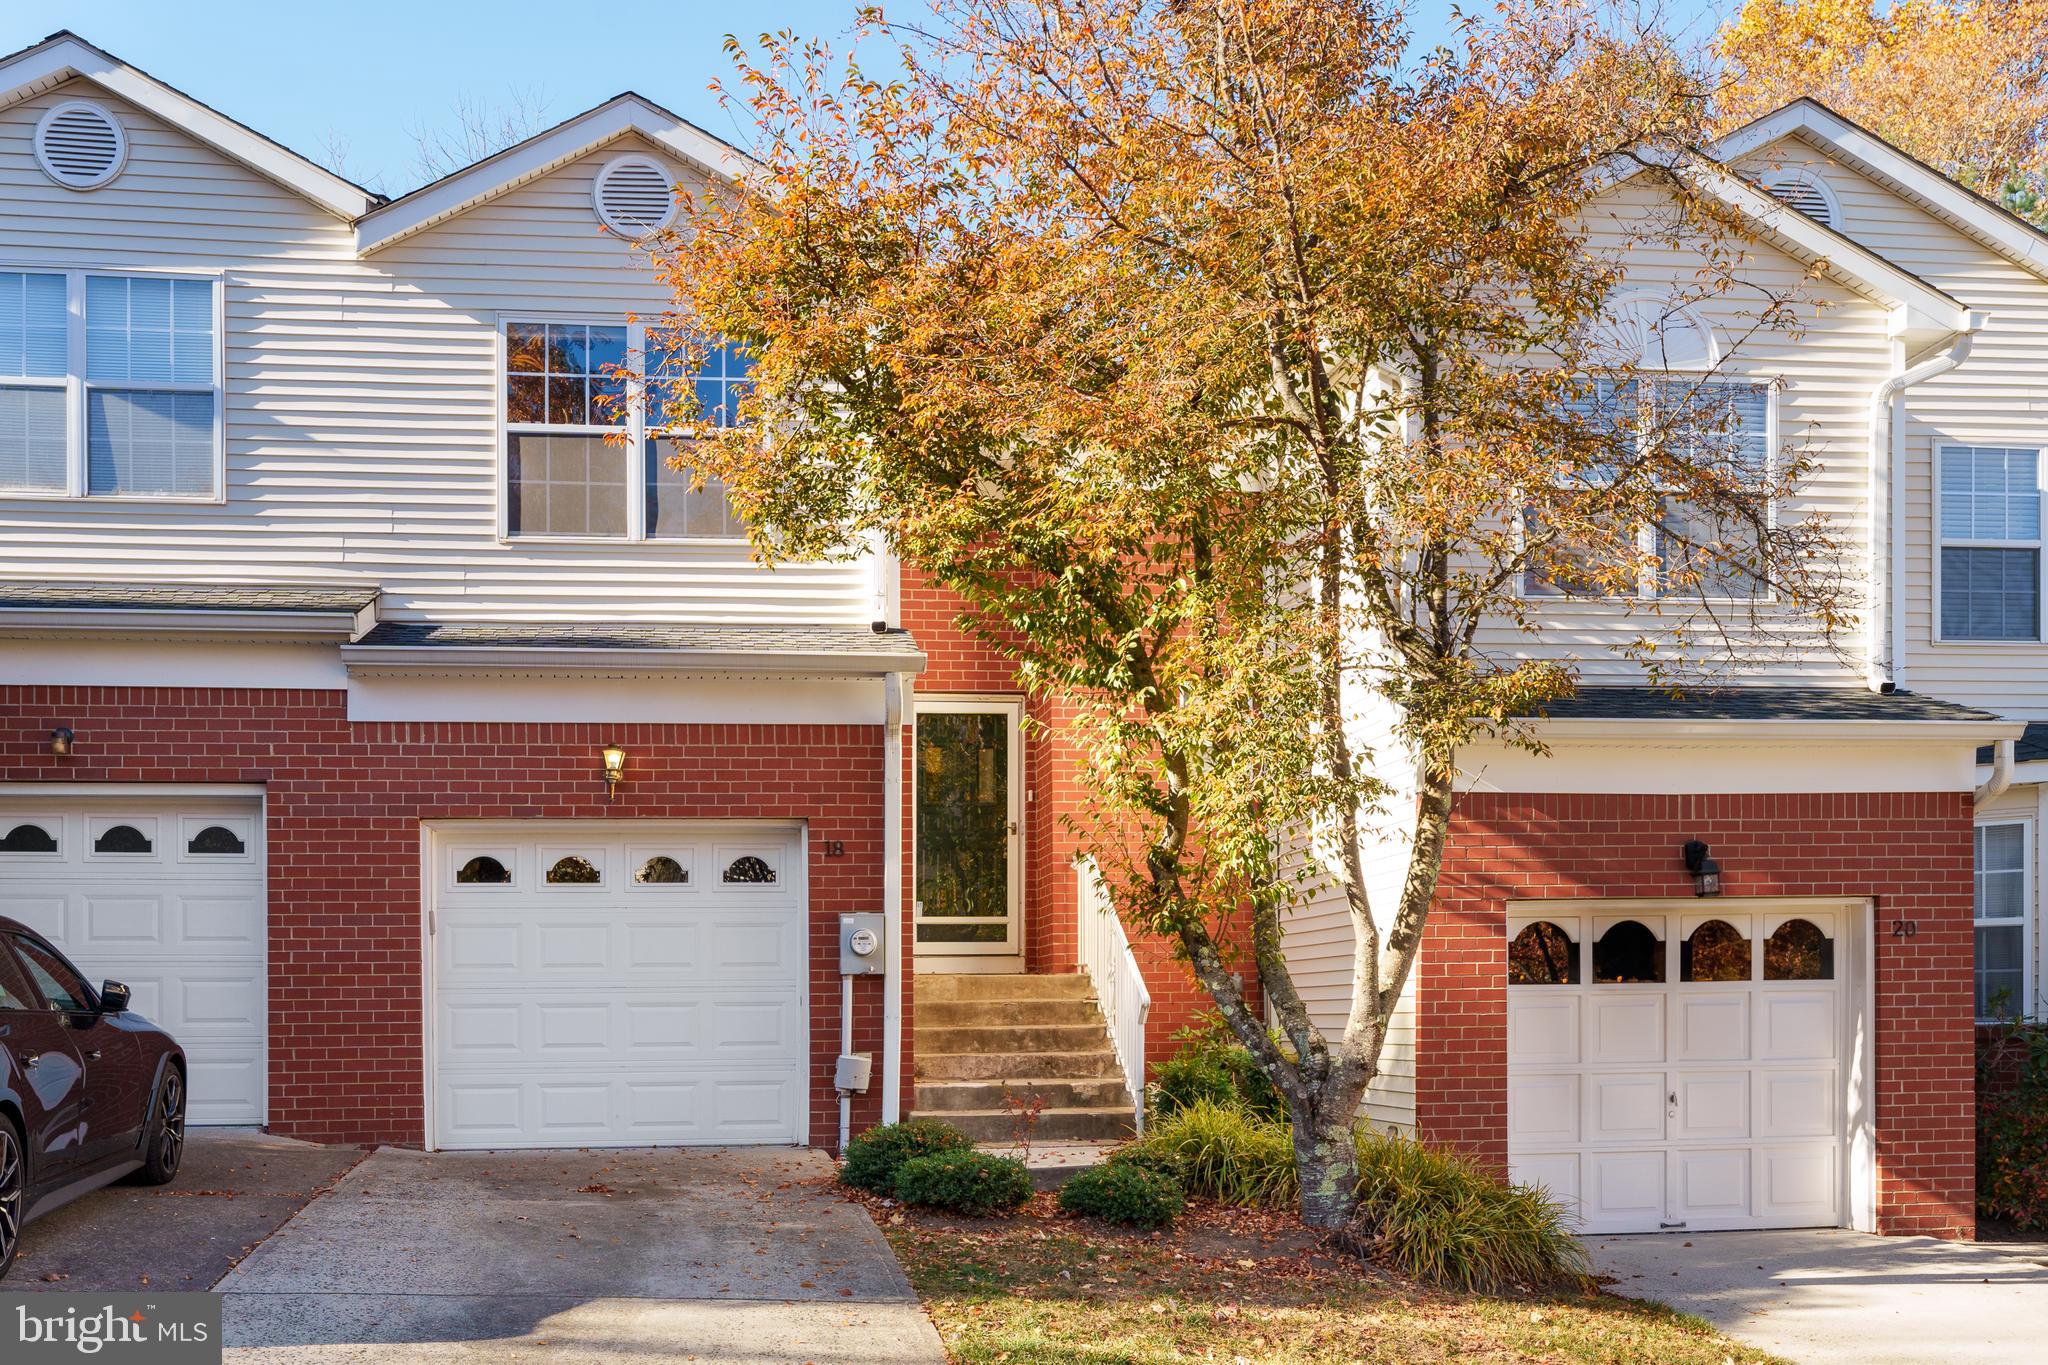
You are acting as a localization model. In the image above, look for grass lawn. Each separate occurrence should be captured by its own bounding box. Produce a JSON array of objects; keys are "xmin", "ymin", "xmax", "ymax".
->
[{"xmin": 874, "ymin": 1194, "xmax": 1782, "ymax": 1364}]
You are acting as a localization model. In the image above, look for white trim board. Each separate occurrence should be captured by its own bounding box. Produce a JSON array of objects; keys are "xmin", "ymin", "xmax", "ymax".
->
[{"xmin": 1460, "ymin": 735, "xmax": 1992, "ymax": 794}]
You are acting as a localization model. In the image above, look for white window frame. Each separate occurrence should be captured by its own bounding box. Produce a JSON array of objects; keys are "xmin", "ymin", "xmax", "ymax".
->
[
  {"xmin": 1932, "ymin": 444, "xmax": 2047, "ymax": 646},
  {"xmin": 1521, "ymin": 375, "xmax": 1780, "ymax": 602},
  {"xmin": 0, "ymin": 263, "xmax": 225, "ymax": 504},
  {"xmin": 1975, "ymin": 816, "xmax": 2034, "ymax": 1022},
  {"xmin": 496, "ymin": 314, "xmax": 744, "ymax": 544},
  {"xmin": 911, "ymin": 695, "xmax": 1025, "ymax": 959}
]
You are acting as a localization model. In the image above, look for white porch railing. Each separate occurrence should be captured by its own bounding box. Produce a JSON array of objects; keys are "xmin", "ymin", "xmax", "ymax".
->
[{"xmin": 1076, "ymin": 858, "xmax": 1152, "ymax": 1136}]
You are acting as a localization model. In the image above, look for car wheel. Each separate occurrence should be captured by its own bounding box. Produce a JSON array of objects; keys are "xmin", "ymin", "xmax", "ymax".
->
[
  {"xmin": 132, "ymin": 1069, "xmax": 185, "ymax": 1187},
  {"xmin": 0, "ymin": 1117, "xmax": 23, "ymax": 1281}
]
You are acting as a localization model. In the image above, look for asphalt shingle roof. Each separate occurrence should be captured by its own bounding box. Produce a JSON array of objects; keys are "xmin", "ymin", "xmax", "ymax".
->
[
  {"xmin": 1528, "ymin": 686, "xmax": 2004, "ymax": 724},
  {"xmin": 0, "ymin": 582, "xmax": 377, "ymax": 613},
  {"xmin": 353, "ymin": 621, "xmax": 925, "ymax": 660}
]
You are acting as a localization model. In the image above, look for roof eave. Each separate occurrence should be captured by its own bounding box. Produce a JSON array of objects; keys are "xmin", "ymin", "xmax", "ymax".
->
[
  {"xmin": 353, "ymin": 96, "xmax": 753, "ymax": 254},
  {"xmin": 1522, "ymin": 716, "xmax": 2022, "ymax": 744},
  {"xmin": 0, "ymin": 606, "xmax": 364, "ymax": 640},
  {"xmin": 340, "ymin": 643, "xmax": 929, "ymax": 677},
  {"xmin": 0, "ymin": 33, "xmax": 376, "ymax": 219}
]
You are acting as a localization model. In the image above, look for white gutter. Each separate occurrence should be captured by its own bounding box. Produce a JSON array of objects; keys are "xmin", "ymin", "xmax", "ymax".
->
[
  {"xmin": 1867, "ymin": 313, "xmax": 1986, "ymax": 691},
  {"xmin": 0, "ymin": 608, "xmax": 364, "ymax": 639},
  {"xmin": 1976, "ymin": 736, "xmax": 2016, "ymax": 807},
  {"xmin": 880, "ymin": 670, "xmax": 907, "ymax": 1124},
  {"xmin": 341, "ymin": 645, "xmax": 928, "ymax": 678},
  {"xmin": 1530, "ymin": 716, "xmax": 2021, "ymax": 744}
]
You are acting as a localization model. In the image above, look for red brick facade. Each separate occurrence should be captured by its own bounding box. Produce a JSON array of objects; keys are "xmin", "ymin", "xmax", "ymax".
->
[
  {"xmin": 0, "ymin": 686, "xmax": 892, "ymax": 1149},
  {"xmin": 1418, "ymin": 791, "xmax": 1977, "ymax": 1239}
]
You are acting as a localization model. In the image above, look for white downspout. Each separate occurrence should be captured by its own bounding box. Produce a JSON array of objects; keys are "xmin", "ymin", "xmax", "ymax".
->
[
  {"xmin": 881, "ymin": 668, "xmax": 906, "ymax": 1124},
  {"xmin": 1867, "ymin": 313, "xmax": 1985, "ymax": 692},
  {"xmin": 1976, "ymin": 736, "xmax": 2016, "ymax": 808}
]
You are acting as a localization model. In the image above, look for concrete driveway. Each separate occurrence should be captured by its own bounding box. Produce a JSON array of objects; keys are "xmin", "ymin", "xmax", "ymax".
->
[
  {"xmin": 1593, "ymin": 1228, "xmax": 2048, "ymax": 1364},
  {"xmin": 11, "ymin": 1128, "xmax": 364, "ymax": 1293},
  {"xmin": 217, "ymin": 1145, "xmax": 944, "ymax": 1364}
]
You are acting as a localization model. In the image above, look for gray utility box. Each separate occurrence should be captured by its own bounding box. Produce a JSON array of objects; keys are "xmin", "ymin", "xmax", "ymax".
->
[
  {"xmin": 834, "ymin": 1053, "xmax": 873, "ymax": 1092},
  {"xmin": 839, "ymin": 912, "xmax": 886, "ymax": 976}
]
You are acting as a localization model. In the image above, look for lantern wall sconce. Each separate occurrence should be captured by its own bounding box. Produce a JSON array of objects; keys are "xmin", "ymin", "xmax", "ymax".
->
[
  {"xmin": 49, "ymin": 726, "xmax": 74, "ymax": 758},
  {"xmin": 1682, "ymin": 839, "xmax": 1722, "ymax": 897},
  {"xmin": 601, "ymin": 742, "xmax": 627, "ymax": 801}
]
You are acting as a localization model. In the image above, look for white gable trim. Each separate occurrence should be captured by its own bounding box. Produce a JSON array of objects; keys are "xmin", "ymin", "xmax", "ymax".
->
[
  {"xmin": 354, "ymin": 95, "xmax": 753, "ymax": 254},
  {"xmin": 0, "ymin": 32, "xmax": 376, "ymax": 220},
  {"xmin": 1595, "ymin": 147, "xmax": 1971, "ymax": 353},
  {"xmin": 1714, "ymin": 99, "xmax": 2048, "ymax": 285}
]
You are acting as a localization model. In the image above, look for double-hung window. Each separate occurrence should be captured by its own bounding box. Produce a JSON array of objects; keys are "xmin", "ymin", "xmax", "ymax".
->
[
  {"xmin": 502, "ymin": 318, "xmax": 749, "ymax": 540},
  {"xmin": 0, "ymin": 268, "xmax": 220, "ymax": 500},
  {"xmin": 1939, "ymin": 446, "xmax": 2043, "ymax": 641},
  {"xmin": 1524, "ymin": 377, "xmax": 1771, "ymax": 600},
  {"xmin": 1975, "ymin": 821, "xmax": 2030, "ymax": 1019}
]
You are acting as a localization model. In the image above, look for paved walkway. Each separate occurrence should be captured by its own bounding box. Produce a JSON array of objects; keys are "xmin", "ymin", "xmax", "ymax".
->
[
  {"xmin": 217, "ymin": 1145, "xmax": 943, "ymax": 1364},
  {"xmin": 1592, "ymin": 1228, "xmax": 2048, "ymax": 1365}
]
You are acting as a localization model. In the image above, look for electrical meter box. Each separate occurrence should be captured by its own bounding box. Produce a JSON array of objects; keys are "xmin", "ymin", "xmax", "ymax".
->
[
  {"xmin": 835, "ymin": 1053, "xmax": 873, "ymax": 1091},
  {"xmin": 839, "ymin": 912, "xmax": 885, "ymax": 976}
]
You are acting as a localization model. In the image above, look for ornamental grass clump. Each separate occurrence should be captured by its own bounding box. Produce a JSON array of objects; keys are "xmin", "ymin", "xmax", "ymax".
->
[
  {"xmin": 893, "ymin": 1148, "xmax": 1035, "ymax": 1216},
  {"xmin": 1342, "ymin": 1128, "xmax": 1589, "ymax": 1292},
  {"xmin": 1137, "ymin": 1099, "xmax": 1298, "ymax": 1208},
  {"xmin": 839, "ymin": 1118, "xmax": 972, "ymax": 1195}
]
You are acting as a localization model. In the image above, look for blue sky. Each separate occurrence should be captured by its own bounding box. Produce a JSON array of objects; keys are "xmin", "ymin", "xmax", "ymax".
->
[{"xmin": 6, "ymin": 1, "xmax": 1729, "ymax": 198}]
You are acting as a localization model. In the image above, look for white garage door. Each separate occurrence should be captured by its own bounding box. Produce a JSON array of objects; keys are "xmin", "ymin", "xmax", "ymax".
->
[
  {"xmin": 1507, "ymin": 906, "xmax": 1845, "ymax": 1234},
  {"xmin": 0, "ymin": 795, "xmax": 266, "ymax": 1125},
  {"xmin": 430, "ymin": 822, "xmax": 808, "ymax": 1150}
]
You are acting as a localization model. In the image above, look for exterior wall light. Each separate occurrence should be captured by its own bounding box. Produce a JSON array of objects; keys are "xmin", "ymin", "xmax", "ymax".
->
[
  {"xmin": 1682, "ymin": 839, "xmax": 1722, "ymax": 897},
  {"xmin": 49, "ymin": 726, "xmax": 74, "ymax": 757},
  {"xmin": 601, "ymin": 742, "xmax": 627, "ymax": 801}
]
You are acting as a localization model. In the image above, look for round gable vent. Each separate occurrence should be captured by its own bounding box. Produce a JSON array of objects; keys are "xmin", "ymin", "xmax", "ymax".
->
[
  {"xmin": 1758, "ymin": 169, "xmax": 1839, "ymax": 230},
  {"xmin": 593, "ymin": 155, "xmax": 677, "ymax": 238},
  {"xmin": 35, "ymin": 100, "xmax": 127, "ymax": 190}
]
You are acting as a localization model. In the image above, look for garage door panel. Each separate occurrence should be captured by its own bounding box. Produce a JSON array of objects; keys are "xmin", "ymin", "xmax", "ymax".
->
[
  {"xmin": 0, "ymin": 891, "xmax": 69, "ymax": 943},
  {"xmin": 1757, "ymin": 991, "xmax": 1836, "ymax": 1060},
  {"xmin": 1507, "ymin": 1152, "xmax": 1581, "ymax": 1218},
  {"xmin": 1757, "ymin": 1069, "xmax": 1837, "ymax": 1139},
  {"xmin": 1585, "ymin": 1151, "xmax": 1665, "ymax": 1230},
  {"xmin": 1673, "ymin": 1071, "xmax": 1750, "ymax": 1142},
  {"xmin": 1672, "ymin": 992, "xmax": 1750, "ymax": 1062},
  {"xmin": 1509, "ymin": 1072, "xmax": 1579, "ymax": 1146},
  {"xmin": 1586, "ymin": 995, "xmax": 1665, "ymax": 1065},
  {"xmin": 1670, "ymin": 1148, "xmax": 1750, "ymax": 1224},
  {"xmin": 83, "ymin": 893, "xmax": 164, "ymax": 944},
  {"xmin": 1584, "ymin": 1072, "xmax": 1666, "ymax": 1144},
  {"xmin": 1508, "ymin": 995, "xmax": 1578, "ymax": 1066},
  {"xmin": 1755, "ymin": 1143, "xmax": 1837, "ymax": 1221},
  {"xmin": 182, "ymin": 1040, "xmax": 264, "ymax": 1127},
  {"xmin": 432, "ymin": 824, "xmax": 807, "ymax": 1149}
]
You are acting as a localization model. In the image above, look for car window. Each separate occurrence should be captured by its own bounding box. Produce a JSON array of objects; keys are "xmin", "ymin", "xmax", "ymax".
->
[
  {"xmin": 0, "ymin": 940, "xmax": 35, "ymax": 1011},
  {"xmin": 7, "ymin": 932, "xmax": 92, "ymax": 1012}
]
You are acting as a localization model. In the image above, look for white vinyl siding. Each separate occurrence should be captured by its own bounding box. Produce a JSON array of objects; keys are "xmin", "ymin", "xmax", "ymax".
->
[
  {"xmin": 0, "ymin": 79, "xmax": 869, "ymax": 625},
  {"xmin": 1975, "ymin": 820, "xmax": 2031, "ymax": 1020}
]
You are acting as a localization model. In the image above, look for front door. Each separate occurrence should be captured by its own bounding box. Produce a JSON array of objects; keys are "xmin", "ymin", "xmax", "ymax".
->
[{"xmin": 913, "ymin": 700, "xmax": 1022, "ymax": 966}]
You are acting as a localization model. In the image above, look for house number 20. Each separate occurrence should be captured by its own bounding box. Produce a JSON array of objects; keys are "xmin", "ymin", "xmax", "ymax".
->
[{"xmin": 1891, "ymin": 918, "xmax": 1918, "ymax": 939}]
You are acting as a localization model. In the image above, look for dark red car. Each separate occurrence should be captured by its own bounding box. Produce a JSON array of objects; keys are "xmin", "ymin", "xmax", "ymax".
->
[{"xmin": 0, "ymin": 916, "xmax": 185, "ymax": 1279}]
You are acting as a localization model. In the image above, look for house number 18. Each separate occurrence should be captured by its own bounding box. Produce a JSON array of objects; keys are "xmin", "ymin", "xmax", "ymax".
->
[{"xmin": 820, "ymin": 840, "xmax": 846, "ymax": 858}]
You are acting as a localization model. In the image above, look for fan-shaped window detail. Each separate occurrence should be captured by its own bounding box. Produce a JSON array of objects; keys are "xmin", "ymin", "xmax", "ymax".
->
[
  {"xmin": 546, "ymin": 855, "xmax": 601, "ymax": 885},
  {"xmin": 35, "ymin": 101, "xmax": 127, "ymax": 190},
  {"xmin": 722, "ymin": 855, "xmax": 776, "ymax": 885},
  {"xmin": 0, "ymin": 823, "xmax": 57, "ymax": 853},
  {"xmin": 1593, "ymin": 920, "xmax": 1665, "ymax": 984},
  {"xmin": 455, "ymin": 855, "xmax": 511, "ymax": 885},
  {"xmin": 1764, "ymin": 918, "xmax": 1834, "ymax": 980},
  {"xmin": 186, "ymin": 824, "xmax": 246, "ymax": 855},
  {"xmin": 592, "ymin": 155, "xmax": 677, "ymax": 237},
  {"xmin": 635, "ymin": 855, "xmax": 689, "ymax": 884},
  {"xmin": 1508, "ymin": 921, "xmax": 1579, "ymax": 985},
  {"xmin": 1601, "ymin": 293, "xmax": 1717, "ymax": 371},
  {"xmin": 1682, "ymin": 919, "xmax": 1750, "ymax": 983},
  {"xmin": 93, "ymin": 824, "xmax": 152, "ymax": 854},
  {"xmin": 1757, "ymin": 169, "xmax": 1839, "ymax": 229}
]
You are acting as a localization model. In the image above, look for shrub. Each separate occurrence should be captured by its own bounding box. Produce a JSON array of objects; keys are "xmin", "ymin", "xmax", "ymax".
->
[
  {"xmin": 1138, "ymin": 1099, "xmax": 1298, "ymax": 1207},
  {"xmin": 840, "ymin": 1119, "xmax": 973, "ymax": 1195},
  {"xmin": 1105, "ymin": 1143, "xmax": 1188, "ymax": 1186},
  {"xmin": 894, "ymin": 1148, "xmax": 1034, "ymax": 1215},
  {"xmin": 1147, "ymin": 1016, "xmax": 1287, "ymax": 1123},
  {"xmin": 1978, "ymin": 1014, "xmax": 2048, "ymax": 1231},
  {"xmin": 1341, "ymin": 1128, "xmax": 1588, "ymax": 1292},
  {"xmin": 1059, "ymin": 1161, "xmax": 1184, "ymax": 1228}
]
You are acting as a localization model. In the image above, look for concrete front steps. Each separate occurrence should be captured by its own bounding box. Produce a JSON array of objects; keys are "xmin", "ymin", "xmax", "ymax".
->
[{"xmin": 911, "ymin": 973, "xmax": 1137, "ymax": 1143}]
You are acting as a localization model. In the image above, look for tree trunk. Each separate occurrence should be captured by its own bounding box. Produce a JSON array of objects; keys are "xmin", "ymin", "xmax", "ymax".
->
[{"xmin": 1293, "ymin": 1109, "xmax": 1363, "ymax": 1230}]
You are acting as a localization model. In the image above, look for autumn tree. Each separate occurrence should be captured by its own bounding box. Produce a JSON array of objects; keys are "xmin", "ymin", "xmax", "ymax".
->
[
  {"xmin": 1715, "ymin": 0, "xmax": 2048, "ymax": 216},
  {"xmin": 646, "ymin": 0, "xmax": 1845, "ymax": 1227}
]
